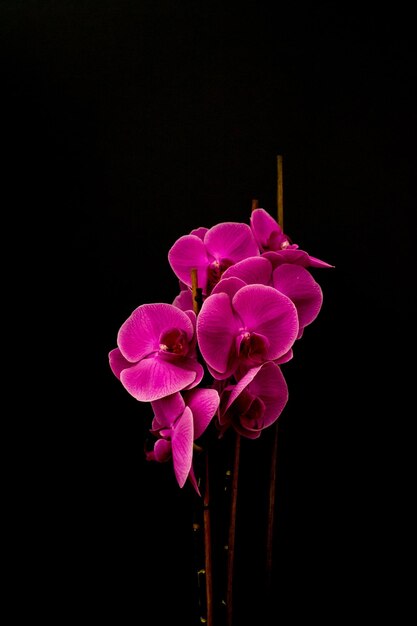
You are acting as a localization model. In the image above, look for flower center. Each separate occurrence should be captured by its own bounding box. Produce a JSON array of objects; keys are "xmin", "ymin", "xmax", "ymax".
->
[
  {"xmin": 237, "ymin": 330, "xmax": 269, "ymax": 365},
  {"xmin": 207, "ymin": 258, "xmax": 233, "ymax": 293},
  {"xmin": 159, "ymin": 328, "xmax": 189, "ymax": 357}
]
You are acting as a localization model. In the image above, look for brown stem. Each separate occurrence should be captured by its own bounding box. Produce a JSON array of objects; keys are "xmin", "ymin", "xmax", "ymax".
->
[
  {"xmin": 227, "ymin": 433, "xmax": 241, "ymax": 626},
  {"xmin": 277, "ymin": 155, "xmax": 284, "ymax": 229},
  {"xmin": 251, "ymin": 198, "xmax": 259, "ymax": 211},
  {"xmin": 190, "ymin": 268, "xmax": 201, "ymax": 315},
  {"xmin": 203, "ymin": 453, "xmax": 213, "ymax": 626},
  {"xmin": 266, "ymin": 423, "xmax": 279, "ymax": 588},
  {"xmin": 266, "ymin": 157, "xmax": 284, "ymax": 591},
  {"xmin": 191, "ymin": 268, "xmax": 212, "ymax": 625}
]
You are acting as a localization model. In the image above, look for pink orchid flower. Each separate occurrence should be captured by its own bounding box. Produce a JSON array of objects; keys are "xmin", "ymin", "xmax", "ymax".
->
[
  {"xmin": 217, "ymin": 362, "xmax": 288, "ymax": 438},
  {"xmin": 146, "ymin": 389, "xmax": 220, "ymax": 489},
  {"xmin": 168, "ymin": 222, "xmax": 259, "ymax": 295},
  {"xmin": 251, "ymin": 208, "xmax": 332, "ymax": 268},
  {"xmin": 221, "ymin": 255, "xmax": 323, "ymax": 339},
  {"xmin": 197, "ymin": 283, "xmax": 298, "ymax": 380},
  {"xmin": 109, "ymin": 303, "xmax": 203, "ymax": 402}
]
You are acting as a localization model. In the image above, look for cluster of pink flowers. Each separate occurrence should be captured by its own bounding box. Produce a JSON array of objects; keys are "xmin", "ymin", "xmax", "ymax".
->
[{"xmin": 109, "ymin": 209, "xmax": 331, "ymax": 491}]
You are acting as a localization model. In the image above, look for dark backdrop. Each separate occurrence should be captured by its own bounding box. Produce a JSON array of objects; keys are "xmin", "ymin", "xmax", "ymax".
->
[{"xmin": 2, "ymin": 3, "xmax": 414, "ymax": 624}]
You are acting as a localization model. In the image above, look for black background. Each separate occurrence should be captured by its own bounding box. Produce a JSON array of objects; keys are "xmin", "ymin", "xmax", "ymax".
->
[{"xmin": 2, "ymin": 2, "xmax": 415, "ymax": 624}]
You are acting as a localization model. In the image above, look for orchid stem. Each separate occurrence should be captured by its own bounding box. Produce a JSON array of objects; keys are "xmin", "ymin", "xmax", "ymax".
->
[
  {"xmin": 227, "ymin": 432, "xmax": 241, "ymax": 626},
  {"xmin": 203, "ymin": 452, "xmax": 213, "ymax": 626},
  {"xmin": 191, "ymin": 268, "xmax": 213, "ymax": 626},
  {"xmin": 266, "ymin": 155, "xmax": 284, "ymax": 593},
  {"xmin": 266, "ymin": 424, "xmax": 279, "ymax": 589},
  {"xmin": 277, "ymin": 155, "xmax": 284, "ymax": 229}
]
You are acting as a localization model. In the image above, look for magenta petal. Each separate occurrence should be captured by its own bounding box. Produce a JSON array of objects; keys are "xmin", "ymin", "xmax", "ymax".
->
[
  {"xmin": 250, "ymin": 209, "xmax": 282, "ymax": 249},
  {"xmin": 153, "ymin": 439, "xmax": 172, "ymax": 463},
  {"xmin": 223, "ymin": 366, "xmax": 262, "ymax": 413},
  {"xmin": 109, "ymin": 348, "xmax": 132, "ymax": 380},
  {"xmin": 211, "ymin": 276, "xmax": 247, "ymax": 298},
  {"xmin": 264, "ymin": 249, "xmax": 333, "ymax": 269},
  {"xmin": 232, "ymin": 285, "xmax": 298, "ymax": 360},
  {"xmin": 190, "ymin": 227, "xmax": 208, "ymax": 240},
  {"xmin": 247, "ymin": 362, "xmax": 288, "ymax": 428},
  {"xmin": 275, "ymin": 348, "xmax": 293, "ymax": 364},
  {"xmin": 173, "ymin": 289, "xmax": 194, "ymax": 311},
  {"xmin": 204, "ymin": 222, "xmax": 259, "ymax": 263},
  {"xmin": 273, "ymin": 264, "xmax": 323, "ymax": 335},
  {"xmin": 197, "ymin": 293, "xmax": 239, "ymax": 374},
  {"xmin": 151, "ymin": 393, "xmax": 186, "ymax": 428},
  {"xmin": 182, "ymin": 359, "xmax": 205, "ymax": 390},
  {"xmin": 185, "ymin": 388, "xmax": 220, "ymax": 439},
  {"xmin": 120, "ymin": 356, "xmax": 198, "ymax": 402},
  {"xmin": 222, "ymin": 256, "xmax": 272, "ymax": 285},
  {"xmin": 206, "ymin": 361, "xmax": 237, "ymax": 381},
  {"xmin": 308, "ymin": 255, "xmax": 334, "ymax": 268},
  {"xmin": 188, "ymin": 464, "xmax": 201, "ymax": 496},
  {"xmin": 117, "ymin": 303, "xmax": 194, "ymax": 362},
  {"xmin": 263, "ymin": 249, "xmax": 311, "ymax": 268},
  {"xmin": 172, "ymin": 407, "xmax": 194, "ymax": 488},
  {"xmin": 168, "ymin": 234, "xmax": 209, "ymax": 289}
]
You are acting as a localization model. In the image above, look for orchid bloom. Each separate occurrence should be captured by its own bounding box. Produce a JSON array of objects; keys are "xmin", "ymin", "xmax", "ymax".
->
[
  {"xmin": 168, "ymin": 222, "xmax": 259, "ymax": 295},
  {"xmin": 109, "ymin": 303, "xmax": 203, "ymax": 402},
  {"xmin": 197, "ymin": 283, "xmax": 298, "ymax": 380},
  {"xmin": 251, "ymin": 208, "xmax": 332, "ymax": 268},
  {"xmin": 146, "ymin": 389, "xmax": 220, "ymax": 489},
  {"xmin": 217, "ymin": 362, "xmax": 288, "ymax": 438},
  {"xmin": 221, "ymin": 256, "xmax": 323, "ymax": 339}
]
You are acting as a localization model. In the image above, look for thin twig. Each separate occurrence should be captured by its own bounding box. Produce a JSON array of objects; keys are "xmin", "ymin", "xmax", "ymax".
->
[
  {"xmin": 191, "ymin": 268, "xmax": 213, "ymax": 626},
  {"xmin": 204, "ymin": 453, "xmax": 213, "ymax": 626},
  {"xmin": 277, "ymin": 155, "xmax": 284, "ymax": 229},
  {"xmin": 266, "ymin": 426, "xmax": 279, "ymax": 587},
  {"xmin": 266, "ymin": 156, "xmax": 284, "ymax": 590},
  {"xmin": 227, "ymin": 433, "xmax": 241, "ymax": 626}
]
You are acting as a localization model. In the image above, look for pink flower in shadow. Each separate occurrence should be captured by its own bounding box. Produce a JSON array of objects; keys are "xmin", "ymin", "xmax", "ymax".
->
[
  {"xmin": 146, "ymin": 389, "xmax": 220, "ymax": 490},
  {"xmin": 217, "ymin": 362, "xmax": 288, "ymax": 438},
  {"xmin": 251, "ymin": 208, "xmax": 332, "ymax": 268},
  {"xmin": 109, "ymin": 303, "xmax": 203, "ymax": 402},
  {"xmin": 168, "ymin": 222, "xmax": 259, "ymax": 295}
]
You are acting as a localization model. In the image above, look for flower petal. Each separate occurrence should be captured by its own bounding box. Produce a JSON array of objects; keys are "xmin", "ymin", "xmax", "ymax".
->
[
  {"xmin": 222, "ymin": 256, "xmax": 272, "ymax": 285},
  {"xmin": 273, "ymin": 264, "xmax": 323, "ymax": 335},
  {"xmin": 151, "ymin": 393, "xmax": 186, "ymax": 428},
  {"xmin": 190, "ymin": 227, "xmax": 208, "ymax": 240},
  {"xmin": 250, "ymin": 208, "xmax": 283, "ymax": 250},
  {"xmin": 211, "ymin": 276, "xmax": 247, "ymax": 298},
  {"xmin": 275, "ymin": 348, "xmax": 293, "ymax": 364},
  {"xmin": 263, "ymin": 249, "xmax": 311, "ymax": 268},
  {"xmin": 168, "ymin": 234, "xmax": 209, "ymax": 289},
  {"xmin": 185, "ymin": 388, "xmax": 220, "ymax": 439},
  {"xmin": 109, "ymin": 348, "xmax": 132, "ymax": 380},
  {"xmin": 188, "ymin": 464, "xmax": 201, "ymax": 496},
  {"xmin": 232, "ymin": 284, "xmax": 298, "ymax": 360},
  {"xmin": 172, "ymin": 407, "xmax": 194, "ymax": 487},
  {"xmin": 223, "ymin": 366, "xmax": 262, "ymax": 413},
  {"xmin": 263, "ymin": 249, "xmax": 333, "ymax": 269},
  {"xmin": 247, "ymin": 362, "xmax": 288, "ymax": 428},
  {"xmin": 183, "ymin": 359, "xmax": 205, "ymax": 390},
  {"xmin": 308, "ymin": 255, "xmax": 334, "ymax": 269},
  {"xmin": 120, "ymin": 356, "xmax": 199, "ymax": 402},
  {"xmin": 204, "ymin": 222, "xmax": 259, "ymax": 263},
  {"xmin": 153, "ymin": 438, "xmax": 172, "ymax": 463},
  {"xmin": 197, "ymin": 293, "xmax": 239, "ymax": 374},
  {"xmin": 117, "ymin": 303, "xmax": 194, "ymax": 362},
  {"xmin": 173, "ymin": 289, "xmax": 194, "ymax": 311}
]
